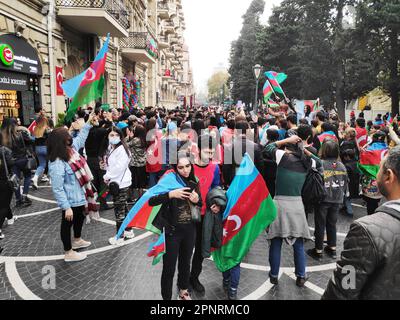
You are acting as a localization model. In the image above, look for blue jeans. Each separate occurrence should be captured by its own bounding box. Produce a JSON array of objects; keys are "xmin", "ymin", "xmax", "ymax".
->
[
  {"xmin": 223, "ymin": 264, "xmax": 241, "ymax": 290},
  {"xmin": 148, "ymin": 171, "xmax": 162, "ymax": 188},
  {"xmin": 12, "ymin": 158, "xmax": 31, "ymax": 200},
  {"xmin": 269, "ymin": 238, "xmax": 306, "ymax": 278},
  {"xmin": 34, "ymin": 146, "xmax": 47, "ymax": 178},
  {"xmin": 343, "ymin": 197, "xmax": 353, "ymax": 215}
]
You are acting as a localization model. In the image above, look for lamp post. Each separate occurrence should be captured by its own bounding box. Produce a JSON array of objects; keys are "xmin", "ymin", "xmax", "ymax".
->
[
  {"xmin": 230, "ymin": 81, "xmax": 234, "ymax": 104},
  {"xmin": 253, "ymin": 64, "xmax": 262, "ymax": 114}
]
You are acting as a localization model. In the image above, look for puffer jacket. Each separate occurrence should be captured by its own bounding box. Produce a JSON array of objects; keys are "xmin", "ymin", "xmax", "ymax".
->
[
  {"xmin": 322, "ymin": 200, "xmax": 400, "ymax": 300},
  {"xmin": 202, "ymin": 187, "xmax": 227, "ymax": 258}
]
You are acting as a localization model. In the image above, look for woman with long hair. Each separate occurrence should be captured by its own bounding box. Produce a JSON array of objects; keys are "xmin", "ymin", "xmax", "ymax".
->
[
  {"xmin": 32, "ymin": 116, "xmax": 51, "ymax": 189},
  {"xmin": 149, "ymin": 152, "xmax": 202, "ymax": 300},
  {"xmin": 0, "ymin": 117, "xmax": 33, "ymax": 208},
  {"xmin": 100, "ymin": 126, "xmax": 134, "ymax": 245},
  {"xmin": 0, "ymin": 131, "xmax": 15, "ymax": 242},
  {"xmin": 146, "ymin": 118, "xmax": 163, "ymax": 188},
  {"xmin": 47, "ymin": 113, "xmax": 97, "ymax": 262}
]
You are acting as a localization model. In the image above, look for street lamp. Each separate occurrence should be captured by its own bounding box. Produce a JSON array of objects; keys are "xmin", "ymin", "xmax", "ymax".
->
[{"xmin": 253, "ymin": 64, "xmax": 263, "ymax": 114}]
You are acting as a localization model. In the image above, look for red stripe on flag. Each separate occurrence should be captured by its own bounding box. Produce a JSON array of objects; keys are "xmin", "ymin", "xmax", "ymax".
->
[
  {"xmin": 268, "ymin": 78, "xmax": 279, "ymax": 87},
  {"xmin": 80, "ymin": 57, "xmax": 107, "ymax": 87},
  {"xmin": 222, "ymin": 175, "xmax": 269, "ymax": 246},
  {"xmin": 127, "ymin": 202, "xmax": 153, "ymax": 229},
  {"xmin": 360, "ymin": 150, "xmax": 387, "ymax": 166},
  {"xmin": 147, "ymin": 243, "xmax": 165, "ymax": 257}
]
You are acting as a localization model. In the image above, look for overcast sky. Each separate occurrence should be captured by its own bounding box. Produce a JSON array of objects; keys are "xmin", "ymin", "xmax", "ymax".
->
[{"xmin": 181, "ymin": 0, "xmax": 283, "ymax": 94}]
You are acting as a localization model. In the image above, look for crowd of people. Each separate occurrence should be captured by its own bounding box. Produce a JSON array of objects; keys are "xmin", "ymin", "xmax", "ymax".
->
[{"xmin": 0, "ymin": 99, "xmax": 399, "ymax": 300}]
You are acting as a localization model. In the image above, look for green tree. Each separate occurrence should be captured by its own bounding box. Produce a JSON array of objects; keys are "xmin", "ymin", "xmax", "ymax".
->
[
  {"xmin": 229, "ymin": 0, "xmax": 265, "ymax": 105},
  {"xmin": 207, "ymin": 71, "xmax": 229, "ymax": 104}
]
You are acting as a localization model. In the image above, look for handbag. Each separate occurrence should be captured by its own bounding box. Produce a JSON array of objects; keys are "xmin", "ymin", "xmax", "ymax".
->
[
  {"xmin": 108, "ymin": 167, "xmax": 128, "ymax": 197},
  {"xmin": 1, "ymin": 149, "xmax": 20, "ymax": 192},
  {"xmin": 188, "ymin": 201, "xmax": 201, "ymax": 223},
  {"xmin": 21, "ymin": 134, "xmax": 37, "ymax": 171}
]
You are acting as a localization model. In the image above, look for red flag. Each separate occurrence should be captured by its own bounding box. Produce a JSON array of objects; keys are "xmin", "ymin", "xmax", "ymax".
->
[
  {"xmin": 56, "ymin": 66, "xmax": 64, "ymax": 96},
  {"xmin": 28, "ymin": 120, "xmax": 37, "ymax": 134}
]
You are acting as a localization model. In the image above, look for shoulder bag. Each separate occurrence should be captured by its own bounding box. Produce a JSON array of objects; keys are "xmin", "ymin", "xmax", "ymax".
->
[{"xmin": 1, "ymin": 149, "xmax": 20, "ymax": 192}]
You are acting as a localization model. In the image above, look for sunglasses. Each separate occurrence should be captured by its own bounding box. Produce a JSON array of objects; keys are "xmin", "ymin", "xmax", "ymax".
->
[{"xmin": 177, "ymin": 164, "xmax": 191, "ymax": 170}]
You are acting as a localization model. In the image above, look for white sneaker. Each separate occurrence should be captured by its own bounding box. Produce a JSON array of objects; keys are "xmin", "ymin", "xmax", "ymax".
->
[
  {"xmin": 64, "ymin": 251, "xmax": 87, "ymax": 262},
  {"xmin": 40, "ymin": 175, "xmax": 50, "ymax": 182},
  {"xmin": 7, "ymin": 218, "xmax": 15, "ymax": 225},
  {"xmin": 71, "ymin": 239, "xmax": 92, "ymax": 250},
  {"xmin": 124, "ymin": 230, "xmax": 135, "ymax": 239},
  {"xmin": 0, "ymin": 230, "xmax": 4, "ymax": 240},
  {"xmin": 31, "ymin": 176, "xmax": 39, "ymax": 190},
  {"xmin": 108, "ymin": 237, "xmax": 124, "ymax": 246}
]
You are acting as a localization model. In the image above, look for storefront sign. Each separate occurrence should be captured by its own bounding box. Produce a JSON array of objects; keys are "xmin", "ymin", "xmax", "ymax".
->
[
  {"xmin": 0, "ymin": 34, "xmax": 42, "ymax": 76},
  {"xmin": 56, "ymin": 66, "xmax": 64, "ymax": 95},
  {"xmin": 0, "ymin": 44, "xmax": 14, "ymax": 66},
  {"xmin": 0, "ymin": 70, "xmax": 28, "ymax": 91}
]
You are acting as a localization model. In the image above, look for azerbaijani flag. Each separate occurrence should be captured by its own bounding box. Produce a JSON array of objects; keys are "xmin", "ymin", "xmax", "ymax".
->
[
  {"xmin": 27, "ymin": 120, "xmax": 37, "ymax": 134},
  {"xmin": 211, "ymin": 154, "xmax": 277, "ymax": 273},
  {"xmin": 387, "ymin": 113, "xmax": 394, "ymax": 124},
  {"xmin": 147, "ymin": 230, "xmax": 166, "ymax": 266},
  {"xmin": 318, "ymin": 131, "xmax": 338, "ymax": 143},
  {"xmin": 64, "ymin": 34, "xmax": 110, "ymax": 121},
  {"xmin": 268, "ymin": 99, "xmax": 280, "ymax": 108},
  {"xmin": 263, "ymin": 81, "xmax": 273, "ymax": 102},
  {"xmin": 358, "ymin": 142, "xmax": 388, "ymax": 179},
  {"xmin": 116, "ymin": 171, "xmax": 186, "ymax": 239},
  {"xmin": 265, "ymin": 71, "xmax": 287, "ymax": 94}
]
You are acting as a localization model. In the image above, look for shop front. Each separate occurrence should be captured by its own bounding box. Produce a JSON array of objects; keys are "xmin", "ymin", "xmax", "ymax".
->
[{"xmin": 0, "ymin": 34, "xmax": 42, "ymax": 125}]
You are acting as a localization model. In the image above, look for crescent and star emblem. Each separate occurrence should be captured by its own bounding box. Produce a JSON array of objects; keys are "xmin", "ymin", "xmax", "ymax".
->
[{"xmin": 84, "ymin": 67, "xmax": 96, "ymax": 81}]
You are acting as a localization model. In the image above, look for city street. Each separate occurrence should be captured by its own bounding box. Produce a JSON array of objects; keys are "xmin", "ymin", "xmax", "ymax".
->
[{"xmin": 0, "ymin": 184, "xmax": 369, "ymax": 300}]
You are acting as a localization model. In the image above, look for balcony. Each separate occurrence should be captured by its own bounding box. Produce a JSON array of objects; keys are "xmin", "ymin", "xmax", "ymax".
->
[
  {"xmin": 158, "ymin": 36, "xmax": 169, "ymax": 49},
  {"xmin": 165, "ymin": 50, "xmax": 175, "ymax": 59},
  {"xmin": 163, "ymin": 21, "xmax": 175, "ymax": 35},
  {"xmin": 119, "ymin": 32, "xmax": 158, "ymax": 64},
  {"xmin": 170, "ymin": 37, "xmax": 178, "ymax": 44},
  {"xmin": 56, "ymin": 0, "xmax": 130, "ymax": 37},
  {"xmin": 157, "ymin": 2, "xmax": 170, "ymax": 19}
]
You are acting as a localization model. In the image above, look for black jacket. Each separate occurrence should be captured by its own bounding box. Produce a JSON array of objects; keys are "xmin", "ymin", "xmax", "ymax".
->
[
  {"xmin": 202, "ymin": 187, "xmax": 227, "ymax": 258},
  {"xmin": 322, "ymin": 200, "xmax": 400, "ymax": 300},
  {"xmin": 222, "ymin": 136, "xmax": 263, "ymax": 186},
  {"xmin": 0, "ymin": 146, "xmax": 14, "ymax": 181},
  {"xmin": 149, "ymin": 181, "xmax": 202, "ymax": 235}
]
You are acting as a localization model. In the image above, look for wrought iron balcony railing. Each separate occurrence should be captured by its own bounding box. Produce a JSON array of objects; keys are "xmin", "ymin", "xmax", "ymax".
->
[
  {"xmin": 120, "ymin": 32, "xmax": 159, "ymax": 59},
  {"xmin": 56, "ymin": 0, "xmax": 130, "ymax": 30}
]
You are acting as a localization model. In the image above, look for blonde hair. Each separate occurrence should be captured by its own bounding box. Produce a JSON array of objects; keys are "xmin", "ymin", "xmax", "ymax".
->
[
  {"xmin": 345, "ymin": 127, "xmax": 356, "ymax": 141},
  {"xmin": 33, "ymin": 116, "xmax": 49, "ymax": 138}
]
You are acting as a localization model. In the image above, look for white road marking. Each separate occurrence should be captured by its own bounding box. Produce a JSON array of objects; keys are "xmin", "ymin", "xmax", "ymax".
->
[
  {"xmin": 27, "ymin": 194, "xmax": 57, "ymax": 204},
  {"xmin": 5, "ymin": 261, "xmax": 41, "ymax": 300},
  {"xmin": 309, "ymin": 227, "xmax": 348, "ymax": 238},
  {"xmin": 241, "ymin": 272, "xmax": 282, "ymax": 300},
  {"xmin": 352, "ymin": 203, "xmax": 366, "ymax": 208},
  {"xmin": 14, "ymin": 207, "xmax": 60, "ymax": 219},
  {"xmin": 1, "ymin": 231, "xmax": 153, "ymax": 263},
  {"xmin": 285, "ymin": 272, "xmax": 325, "ymax": 296}
]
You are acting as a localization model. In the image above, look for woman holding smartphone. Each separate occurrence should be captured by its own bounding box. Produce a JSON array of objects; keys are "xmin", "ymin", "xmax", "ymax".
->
[{"xmin": 149, "ymin": 152, "xmax": 202, "ymax": 300}]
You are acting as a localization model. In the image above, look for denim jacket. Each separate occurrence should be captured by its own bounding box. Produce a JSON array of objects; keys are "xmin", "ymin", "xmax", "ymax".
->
[{"xmin": 48, "ymin": 123, "xmax": 92, "ymax": 210}]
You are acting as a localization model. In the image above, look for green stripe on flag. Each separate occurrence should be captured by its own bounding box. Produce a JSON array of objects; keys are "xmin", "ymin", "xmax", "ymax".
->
[
  {"xmin": 145, "ymin": 205, "xmax": 162, "ymax": 235},
  {"xmin": 212, "ymin": 196, "xmax": 277, "ymax": 273},
  {"xmin": 358, "ymin": 163, "xmax": 380, "ymax": 179}
]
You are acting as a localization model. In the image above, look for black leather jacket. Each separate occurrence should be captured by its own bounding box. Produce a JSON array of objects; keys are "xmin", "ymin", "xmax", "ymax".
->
[
  {"xmin": 0, "ymin": 146, "xmax": 14, "ymax": 181},
  {"xmin": 322, "ymin": 200, "xmax": 400, "ymax": 300},
  {"xmin": 150, "ymin": 184, "xmax": 202, "ymax": 235}
]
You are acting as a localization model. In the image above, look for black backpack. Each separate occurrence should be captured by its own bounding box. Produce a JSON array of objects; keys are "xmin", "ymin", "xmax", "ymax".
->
[{"xmin": 302, "ymin": 161, "xmax": 327, "ymax": 205}]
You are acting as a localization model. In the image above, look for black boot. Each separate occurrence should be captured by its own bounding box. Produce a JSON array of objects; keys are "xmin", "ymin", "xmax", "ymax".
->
[
  {"xmin": 190, "ymin": 277, "xmax": 205, "ymax": 295},
  {"xmin": 228, "ymin": 288, "xmax": 237, "ymax": 300},
  {"xmin": 22, "ymin": 195, "xmax": 32, "ymax": 207}
]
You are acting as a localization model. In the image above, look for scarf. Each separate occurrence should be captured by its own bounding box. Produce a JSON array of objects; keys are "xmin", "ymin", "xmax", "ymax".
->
[{"xmin": 68, "ymin": 150, "xmax": 100, "ymax": 223}]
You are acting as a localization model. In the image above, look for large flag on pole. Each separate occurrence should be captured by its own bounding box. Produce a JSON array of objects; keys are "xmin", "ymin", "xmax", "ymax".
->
[
  {"xmin": 212, "ymin": 154, "xmax": 277, "ymax": 273},
  {"xmin": 265, "ymin": 71, "xmax": 287, "ymax": 94},
  {"xmin": 358, "ymin": 142, "xmax": 389, "ymax": 179},
  {"xmin": 64, "ymin": 34, "xmax": 110, "ymax": 121},
  {"xmin": 263, "ymin": 81, "xmax": 273, "ymax": 103}
]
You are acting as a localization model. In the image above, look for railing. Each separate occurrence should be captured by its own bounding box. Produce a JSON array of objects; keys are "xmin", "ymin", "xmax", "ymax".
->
[
  {"xmin": 157, "ymin": 2, "xmax": 169, "ymax": 10},
  {"xmin": 56, "ymin": 0, "xmax": 130, "ymax": 30},
  {"xmin": 120, "ymin": 32, "xmax": 159, "ymax": 58}
]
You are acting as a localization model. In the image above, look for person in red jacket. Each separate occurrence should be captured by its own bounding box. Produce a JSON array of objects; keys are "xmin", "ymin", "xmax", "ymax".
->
[{"xmin": 190, "ymin": 134, "xmax": 221, "ymax": 295}]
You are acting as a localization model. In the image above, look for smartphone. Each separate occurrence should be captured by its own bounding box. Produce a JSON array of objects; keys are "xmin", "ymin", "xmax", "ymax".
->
[{"xmin": 187, "ymin": 180, "xmax": 198, "ymax": 192}]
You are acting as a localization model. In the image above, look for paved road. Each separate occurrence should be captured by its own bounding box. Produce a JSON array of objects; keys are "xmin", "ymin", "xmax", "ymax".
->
[{"xmin": 0, "ymin": 185, "xmax": 370, "ymax": 300}]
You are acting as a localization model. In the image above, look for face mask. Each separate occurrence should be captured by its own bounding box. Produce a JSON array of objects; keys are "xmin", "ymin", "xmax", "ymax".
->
[{"xmin": 109, "ymin": 137, "xmax": 121, "ymax": 145}]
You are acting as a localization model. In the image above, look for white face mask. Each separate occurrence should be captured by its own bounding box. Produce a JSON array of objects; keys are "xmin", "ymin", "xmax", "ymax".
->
[{"xmin": 109, "ymin": 137, "xmax": 121, "ymax": 145}]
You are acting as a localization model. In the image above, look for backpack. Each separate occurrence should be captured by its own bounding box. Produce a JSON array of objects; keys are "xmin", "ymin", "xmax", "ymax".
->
[{"xmin": 301, "ymin": 160, "xmax": 327, "ymax": 205}]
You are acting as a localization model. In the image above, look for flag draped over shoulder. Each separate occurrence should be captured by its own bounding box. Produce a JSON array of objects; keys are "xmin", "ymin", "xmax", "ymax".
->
[
  {"xmin": 63, "ymin": 34, "xmax": 110, "ymax": 122},
  {"xmin": 265, "ymin": 71, "xmax": 287, "ymax": 94},
  {"xmin": 318, "ymin": 131, "xmax": 338, "ymax": 143},
  {"xmin": 117, "ymin": 171, "xmax": 186, "ymax": 238},
  {"xmin": 358, "ymin": 142, "xmax": 388, "ymax": 179},
  {"xmin": 212, "ymin": 154, "xmax": 277, "ymax": 273}
]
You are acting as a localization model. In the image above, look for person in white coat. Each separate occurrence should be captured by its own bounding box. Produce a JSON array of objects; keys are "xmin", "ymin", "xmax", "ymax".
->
[{"xmin": 100, "ymin": 126, "xmax": 134, "ymax": 245}]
